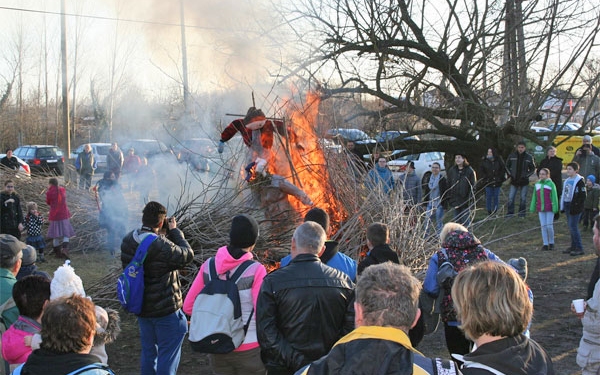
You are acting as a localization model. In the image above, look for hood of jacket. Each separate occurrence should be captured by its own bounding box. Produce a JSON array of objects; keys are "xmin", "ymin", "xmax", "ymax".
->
[
  {"xmin": 21, "ymin": 349, "xmax": 103, "ymax": 375},
  {"xmin": 442, "ymin": 230, "xmax": 480, "ymax": 250},
  {"xmin": 460, "ymin": 335, "xmax": 553, "ymax": 375},
  {"xmin": 214, "ymin": 245, "xmax": 254, "ymax": 275}
]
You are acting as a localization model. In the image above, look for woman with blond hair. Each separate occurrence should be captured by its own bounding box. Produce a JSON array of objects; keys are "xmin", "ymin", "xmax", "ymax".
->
[{"xmin": 452, "ymin": 262, "xmax": 554, "ymax": 374}]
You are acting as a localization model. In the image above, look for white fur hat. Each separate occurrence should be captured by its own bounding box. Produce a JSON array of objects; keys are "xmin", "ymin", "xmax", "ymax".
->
[{"xmin": 50, "ymin": 260, "xmax": 86, "ymax": 300}]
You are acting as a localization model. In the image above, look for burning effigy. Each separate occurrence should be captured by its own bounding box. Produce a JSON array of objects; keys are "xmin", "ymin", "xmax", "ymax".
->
[
  {"xmin": 218, "ymin": 93, "xmax": 343, "ymax": 229},
  {"xmin": 82, "ymin": 91, "xmax": 435, "ymax": 306}
]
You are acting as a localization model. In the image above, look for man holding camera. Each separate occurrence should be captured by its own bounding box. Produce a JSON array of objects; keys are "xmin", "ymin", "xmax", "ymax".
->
[
  {"xmin": 573, "ymin": 142, "xmax": 600, "ymax": 185},
  {"xmin": 120, "ymin": 201, "xmax": 194, "ymax": 375}
]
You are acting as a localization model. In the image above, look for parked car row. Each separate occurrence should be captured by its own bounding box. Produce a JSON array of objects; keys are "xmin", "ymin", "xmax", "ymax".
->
[
  {"xmin": 326, "ymin": 128, "xmax": 419, "ymax": 147},
  {"xmin": 530, "ymin": 122, "xmax": 582, "ymax": 132},
  {"xmin": 12, "ymin": 145, "xmax": 65, "ymax": 176}
]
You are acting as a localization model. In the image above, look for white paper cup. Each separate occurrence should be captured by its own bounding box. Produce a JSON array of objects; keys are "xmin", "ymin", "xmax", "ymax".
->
[{"xmin": 573, "ymin": 299, "xmax": 585, "ymax": 313}]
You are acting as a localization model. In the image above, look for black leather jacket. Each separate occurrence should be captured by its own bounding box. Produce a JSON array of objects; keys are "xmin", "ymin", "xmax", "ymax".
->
[
  {"xmin": 121, "ymin": 228, "xmax": 194, "ymax": 318},
  {"xmin": 257, "ymin": 253, "xmax": 355, "ymax": 374}
]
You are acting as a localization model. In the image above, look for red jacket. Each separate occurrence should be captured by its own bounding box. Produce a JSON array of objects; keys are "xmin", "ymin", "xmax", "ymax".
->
[
  {"xmin": 46, "ymin": 185, "xmax": 71, "ymax": 221},
  {"xmin": 220, "ymin": 118, "xmax": 286, "ymax": 149}
]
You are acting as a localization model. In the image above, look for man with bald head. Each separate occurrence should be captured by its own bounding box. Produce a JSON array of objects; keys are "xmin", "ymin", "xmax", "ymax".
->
[{"xmin": 257, "ymin": 222, "xmax": 355, "ymax": 375}]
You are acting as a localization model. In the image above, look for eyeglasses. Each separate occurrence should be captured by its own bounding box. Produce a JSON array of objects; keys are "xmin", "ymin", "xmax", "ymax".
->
[{"xmin": 5, "ymin": 186, "xmax": 14, "ymax": 188}]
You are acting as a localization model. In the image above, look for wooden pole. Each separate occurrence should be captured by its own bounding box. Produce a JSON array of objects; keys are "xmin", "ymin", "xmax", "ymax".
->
[{"xmin": 60, "ymin": 0, "xmax": 71, "ymax": 180}]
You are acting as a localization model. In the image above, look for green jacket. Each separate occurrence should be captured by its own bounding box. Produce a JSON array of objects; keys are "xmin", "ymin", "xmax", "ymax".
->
[
  {"xmin": 530, "ymin": 179, "xmax": 559, "ymax": 213},
  {"xmin": 0, "ymin": 267, "xmax": 19, "ymax": 327}
]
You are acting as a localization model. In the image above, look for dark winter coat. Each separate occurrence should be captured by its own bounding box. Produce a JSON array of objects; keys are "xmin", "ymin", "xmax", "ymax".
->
[
  {"xmin": 0, "ymin": 191, "xmax": 23, "ymax": 236},
  {"xmin": 506, "ymin": 151, "xmax": 535, "ymax": 186},
  {"xmin": 479, "ymin": 156, "xmax": 507, "ymax": 188},
  {"xmin": 357, "ymin": 244, "xmax": 399, "ymax": 276},
  {"xmin": 75, "ymin": 150, "xmax": 96, "ymax": 175},
  {"xmin": 445, "ymin": 165, "xmax": 476, "ymax": 209},
  {"xmin": 459, "ymin": 335, "xmax": 554, "ymax": 375},
  {"xmin": 572, "ymin": 152, "xmax": 600, "ymax": 183},
  {"xmin": 0, "ymin": 156, "xmax": 20, "ymax": 171},
  {"xmin": 257, "ymin": 253, "xmax": 355, "ymax": 374},
  {"xmin": 107, "ymin": 148, "xmax": 123, "ymax": 173},
  {"xmin": 121, "ymin": 228, "xmax": 194, "ymax": 318},
  {"xmin": 17, "ymin": 349, "xmax": 114, "ymax": 375}
]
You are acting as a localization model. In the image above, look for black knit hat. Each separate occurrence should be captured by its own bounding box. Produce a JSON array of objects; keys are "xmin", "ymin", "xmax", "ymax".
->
[
  {"xmin": 229, "ymin": 214, "xmax": 259, "ymax": 248},
  {"xmin": 244, "ymin": 107, "xmax": 266, "ymax": 125}
]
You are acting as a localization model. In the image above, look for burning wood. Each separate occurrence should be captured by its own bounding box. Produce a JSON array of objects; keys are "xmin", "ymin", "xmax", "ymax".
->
[{"xmin": 9, "ymin": 92, "xmax": 434, "ymax": 308}]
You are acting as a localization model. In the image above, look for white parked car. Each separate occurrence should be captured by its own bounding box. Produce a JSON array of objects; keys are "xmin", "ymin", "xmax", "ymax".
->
[
  {"xmin": 546, "ymin": 122, "xmax": 581, "ymax": 132},
  {"xmin": 531, "ymin": 126, "xmax": 551, "ymax": 132},
  {"xmin": 387, "ymin": 151, "xmax": 446, "ymax": 186},
  {"xmin": 0, "ymin": 154, "xmax": 31, "ymax": 178}
]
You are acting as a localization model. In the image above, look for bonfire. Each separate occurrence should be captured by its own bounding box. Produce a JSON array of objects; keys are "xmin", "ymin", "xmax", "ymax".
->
[{"xmin": 2, "ymin": 91, "xmax": 437, "ymax": 308}]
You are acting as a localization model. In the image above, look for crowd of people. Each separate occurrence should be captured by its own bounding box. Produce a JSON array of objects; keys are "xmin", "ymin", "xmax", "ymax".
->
[
  {"xmin": 359, "ymin": 136, "xmax": 600, "ymax": 257},
  {"xmin": 3, "ymin": 131, "xmax": 600, "ymax": 375},
  {"xmin": 111, "ymin": 200, "xmax": 573, "ymax": 375}
]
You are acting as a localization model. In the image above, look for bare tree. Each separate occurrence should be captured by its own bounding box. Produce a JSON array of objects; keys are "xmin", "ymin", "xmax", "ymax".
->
[{"xmin": 284, "ymin": 0, "xmax": 600, "ymax": 159}]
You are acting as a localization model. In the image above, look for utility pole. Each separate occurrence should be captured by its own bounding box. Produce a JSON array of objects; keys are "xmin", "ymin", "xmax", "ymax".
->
[
  {"xmin": 180, "ymin": 0, "xmax": 190, "ymax": 118},
  {"xmin": 60, "ymin": 0, "xmax": 71, "ymax": 171}
]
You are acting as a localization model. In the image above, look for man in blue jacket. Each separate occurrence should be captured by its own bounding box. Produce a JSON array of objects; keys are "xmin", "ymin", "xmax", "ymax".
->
[{"xmin": 279, "ymin": 207, "xmax": 356, "ymax": 281}]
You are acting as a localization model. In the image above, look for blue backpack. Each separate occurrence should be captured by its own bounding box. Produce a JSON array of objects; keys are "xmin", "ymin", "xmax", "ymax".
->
[{"xmin": 116, "ymin": 233, "xmax": 158, "ymax": 314}]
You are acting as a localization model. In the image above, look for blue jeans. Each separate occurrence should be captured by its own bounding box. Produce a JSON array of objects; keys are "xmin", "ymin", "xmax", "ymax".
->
[
  {"xmin": 508, "ymin": 185, "xmax": 528, "ymax": 217},
  {"xmin": 564, "ymin": 202, "xmax": 583, "ymax": 251},
  {"xmin": 563, "ymin": 202, "xmax": 583, "ymax": 250},
  {"xmin": 138, "ymin": 309, "xmax": 188, "ymax": 375},
  {"xmin": 424, "ymin": 202, "xmax": 444, "ymax": 237},
  {"xmin": 485, "ymin": 186, "xmax": 501, "ymax": 214},
  {"xmin": 538, "ymin": 211, "xmax": 555, "ymax": 245}
]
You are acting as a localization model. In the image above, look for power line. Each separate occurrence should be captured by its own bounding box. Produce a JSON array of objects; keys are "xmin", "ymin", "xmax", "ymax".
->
[{"xmin": 0, "ymin": 5, "xmax": 219, "ymax": 30}]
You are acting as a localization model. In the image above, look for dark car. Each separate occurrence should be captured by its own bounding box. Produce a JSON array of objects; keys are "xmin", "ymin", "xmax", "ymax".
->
[
  {"xmin": 13, "ymin": 145, "xmax": 65, "ymax": 175},
  {"xmin": 326, "ymin": 128, "xmax": 376, "ymax": 145},
  {"xmin": 375, "ymin": 130, "xmax": 420, "ymax": 143}
]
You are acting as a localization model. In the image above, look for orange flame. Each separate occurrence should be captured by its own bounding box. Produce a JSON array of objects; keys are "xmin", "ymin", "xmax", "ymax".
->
[{"xmin": 260, "ymin": 91, "xmax": 346, "ymax": 225}]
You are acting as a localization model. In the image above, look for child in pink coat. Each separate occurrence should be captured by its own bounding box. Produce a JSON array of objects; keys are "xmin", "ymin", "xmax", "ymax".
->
[{"xmin": 1, "ymin": 275, "xmax": 50, "ymax": 366}]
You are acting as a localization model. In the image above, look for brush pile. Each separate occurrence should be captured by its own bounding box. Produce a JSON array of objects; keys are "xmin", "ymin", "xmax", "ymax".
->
[{"xmin": 3, "ymin": 149, "xmax": 437, "ymax": 309}]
